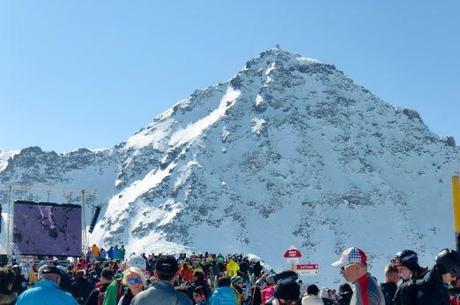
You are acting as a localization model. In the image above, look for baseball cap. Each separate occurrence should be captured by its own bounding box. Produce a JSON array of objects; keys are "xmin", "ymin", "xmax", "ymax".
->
[
  {"xmin": 155, "ymin": 255, "xmax": 178, "ymax": 274},
  {"xmin": 331, "ymin": 247, "xmax": 367, "ymax": 268},
  {"xmin": 38, "ymin": 265, "xmax": 62, "ymax": 276}
]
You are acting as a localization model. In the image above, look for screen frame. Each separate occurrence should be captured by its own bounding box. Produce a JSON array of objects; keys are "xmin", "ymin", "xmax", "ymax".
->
[{"xmin": 13, "ymin": 200, "xmax": 83, "ymax": 257}]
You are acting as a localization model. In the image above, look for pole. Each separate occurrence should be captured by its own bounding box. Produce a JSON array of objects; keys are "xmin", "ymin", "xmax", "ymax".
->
[
  {"xmin": 7, "ymin": 185, "xmax": 13, "ymax": 258},
  {"xmin": 81, "ymin": 190, "xmax": 87, "ymax": 255},
  {"xmin": 452, "ymin": 175, "xmax": 460, "ymax": 252}
]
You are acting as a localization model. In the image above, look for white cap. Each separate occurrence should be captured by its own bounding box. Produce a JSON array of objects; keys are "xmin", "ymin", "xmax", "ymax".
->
[
  {"xmin": 331, "ymin": 247, "xmax": 367, "ymax": 268},
  {"xmin": 127, "ymin": 255, "xmax": 146, "ymax": 271}
]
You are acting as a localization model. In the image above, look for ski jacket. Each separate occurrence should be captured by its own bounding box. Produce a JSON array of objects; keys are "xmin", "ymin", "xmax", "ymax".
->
[
  {"xmin": 180, "ymin": 266, "xmax": 193, "ymax": 283},
  {"xmin": 379, "ymin": 282, "xmax": 396, "ymax": 305},
  {"xmin": 261, "ymin": 286, "xmax": 275, "ymax": 304},
  {"xmin": 108, "ymin": 248, "xmax": 114, "ymax": 260},
  {"xmin": 120, "ymin": 247, "xmax": 126, "ymax": 261},
  {"xmin": 130, "ymin": 280, "xmax": 192, "ymax": 305},
  {"xmin": 85, "ymin": 282, "xmax": 110, "ymax": 305},
  {"xmin": 232, "ymin": 286, "xmax": 244, "ymax": 305},
  {"xmin": 70, "ymin": 278, "xmax": 92, "ymax": 304},
  {"xmin": 0, "ymin": 292, "xmax": 17, "ymax": 305},
  {"xmin": 416, "ymin": 268, "xmax": 450, "ymax": 305},
  {"xmin": 393, "ymin": 268, "xmax": 429, "ymax": 305},
  {"xmin": 16, "ymin": 279, "xmax": 79, "ymax": 305},
  {"xmin": 301, "ymin": 295, "xmax": 324, "ymax": 305},
  {"xmin": 350, "ymin": 273, "xmax": 385, "ymax": 305},
  {"xmin": 337, "ymin": 291, "xmax": 352, "ymax": 305},
  {"xmin": 226, "ymin": 260, "xmax": 239, "ymax": 277},
  {"xmin": 252, "ymin": 263, "xmax": 263, "ymax": 278},
  {"xmin": 210, "ymin": 286, "xmax": 237, "ymax": 305},
  {"xmin": 92, "ymin": 245, "xmax": 100, "ymax": 258}
]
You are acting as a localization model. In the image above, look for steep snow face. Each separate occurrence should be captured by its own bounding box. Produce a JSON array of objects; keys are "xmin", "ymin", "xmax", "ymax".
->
[
  {"xmin": 92, "ymin": 48, "xmax": 459, "ymax": 284},
  {"xmin": 1, "ymin": 48, "xmax": 459, "ymax": 285},
  {"xmin": 0, "ymin": 149, "xmax": 18, "ymax": 172}
]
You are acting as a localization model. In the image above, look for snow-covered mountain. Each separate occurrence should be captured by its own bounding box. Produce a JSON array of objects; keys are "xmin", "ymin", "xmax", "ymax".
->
[
  {"xmin": 0, "ymin": 149, "xmax": 18, "ymax": 172},
  {"xmin": 1, "ymin": 48, "xmax": 459, "ymax": 284}
]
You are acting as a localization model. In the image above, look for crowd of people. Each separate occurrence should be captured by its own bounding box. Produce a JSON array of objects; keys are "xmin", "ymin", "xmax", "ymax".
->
[{"xmin": 0, "ymin": 245, "xmax": 459, "ymax": 305}]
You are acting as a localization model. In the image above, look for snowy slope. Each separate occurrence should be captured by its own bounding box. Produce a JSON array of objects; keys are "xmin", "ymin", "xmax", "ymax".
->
[
  {"xmin": 91, "ymin": 48, "xmax": 459, "ymax": 284},
  {"xmin": 0, "ymin": 149, "xmax": 18, "ymax": 172},
  {"xmin": 1, "ymin": 48, "xmax": 459, "ymax": 285}
]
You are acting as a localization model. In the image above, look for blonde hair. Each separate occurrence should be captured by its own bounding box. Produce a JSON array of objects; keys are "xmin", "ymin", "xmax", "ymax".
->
[{"xmin": 122, "ymin": 267, "xmax": 146, "ymax": 286}]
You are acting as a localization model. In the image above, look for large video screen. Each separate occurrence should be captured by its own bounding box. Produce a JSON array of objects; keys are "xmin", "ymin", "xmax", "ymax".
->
[{"xmin": 13, "ymin": 201, "xmax": 82, "ymax": 256}]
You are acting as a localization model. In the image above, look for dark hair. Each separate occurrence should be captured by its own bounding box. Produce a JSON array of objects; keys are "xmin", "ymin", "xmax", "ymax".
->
[
  {"xmin": 193, "ymin": 270, "xmax": 205, "ymax": 281},
  {"xmin": 0, "ymin": 267, "xmax": 16, "ymax": 294},
  {"xmin": 306, "ymin": 284, "xmax": 319, "ymax": 296},
  {"xmin": 217, "ymin": 276, "xmax": 231, "ymax": 287},
  {"xmin": 384, "ymin": 264, "xmax": 399, "ymax": 276},
  {"xmin": 339, "ymin": 283, "xmax": 353, "ymax": 294},
  {"xmin": 74, "ymin": 270, "xmax": 85, "ymax": 280},
  {"xmin": 101, "ymin": 268, "xmax": 114, "ymax": 281}
]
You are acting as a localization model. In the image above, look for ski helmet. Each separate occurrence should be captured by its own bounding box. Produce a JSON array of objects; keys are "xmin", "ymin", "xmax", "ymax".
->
[
  {"xmin": 435, "ymin": 248, "xmax": 460, "ymax": 277},
  {"xmin": 394, "ymin": 249, "xmax": 419, "ymax": 271},
  {"xmin": 231, "ymin": 276, "xmax": 244, "ymax": 286}
]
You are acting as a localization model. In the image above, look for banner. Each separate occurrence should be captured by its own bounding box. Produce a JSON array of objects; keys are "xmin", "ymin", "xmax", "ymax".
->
[{"xmin": 13, "ymin": 201, "xmax": 82, "ymax": 256}]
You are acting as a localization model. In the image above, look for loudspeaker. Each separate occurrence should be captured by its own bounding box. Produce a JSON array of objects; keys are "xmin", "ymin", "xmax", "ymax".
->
[
  {"xmin": 0, "ymin": 255, "xmax": 7, "ymax": 267},
  {"xmin": 88, "ymin": 206, "xmax": 101, "ymax": 234}
]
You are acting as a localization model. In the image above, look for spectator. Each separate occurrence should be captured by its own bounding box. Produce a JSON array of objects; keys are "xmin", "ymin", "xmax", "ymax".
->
[
  {"xmin": 301, "ymin": 284, "xmax": 323, "ymax": 305},
  {"xmin": 16, "ymin": 265, "xmax": 78, "ymax": 305},
  {"xmin": 0, "ymin": 267, "xmax": 17, "ymax": 305}
]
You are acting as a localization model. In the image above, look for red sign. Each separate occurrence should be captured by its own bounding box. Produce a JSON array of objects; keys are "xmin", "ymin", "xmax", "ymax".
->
[
  {"xmin": 296, "ymin": 264, "xmax": 319, "ymax": 275},
  {"xmin": 283, "ymin": 248, "xmax": 302, "ymax": 258},
  {"xmin": 296, "ymin": 264, "xmax": 318, "ymax": 270}
]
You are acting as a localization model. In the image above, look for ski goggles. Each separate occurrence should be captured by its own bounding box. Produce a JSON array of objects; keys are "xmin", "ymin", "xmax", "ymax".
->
[{"xmin": 128, "ymin": 278, "xmax": 143, "ymax": 284}]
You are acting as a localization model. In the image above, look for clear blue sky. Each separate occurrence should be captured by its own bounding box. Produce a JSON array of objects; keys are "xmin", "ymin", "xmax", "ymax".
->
[{"xmin": 1, "ymin": 1, "xmax": 459, "ymax": 152}]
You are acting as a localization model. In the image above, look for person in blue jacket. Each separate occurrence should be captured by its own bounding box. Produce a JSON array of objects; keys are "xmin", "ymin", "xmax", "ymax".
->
[
  {"xmin": 108, "ymin": 246, "xmax": 115, "ymax": 260},
  {"xmin": 210, "ymin": 276, "xmax": 237, "ymax": 305},
  {"xmin": 16, "ymin": 265, "xmax": 78, "ymax": 305}
]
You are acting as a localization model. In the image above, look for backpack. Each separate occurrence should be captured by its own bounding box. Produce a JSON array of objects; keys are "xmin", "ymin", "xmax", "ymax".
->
[{"xmin": 96, "ymin": 279, "xmax": 124, "ymax": 305}]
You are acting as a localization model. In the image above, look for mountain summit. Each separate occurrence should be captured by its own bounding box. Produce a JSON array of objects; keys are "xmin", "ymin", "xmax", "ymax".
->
[{"xmin": 1, "ymin": 49, "xmax": 459, "ymax": 283}]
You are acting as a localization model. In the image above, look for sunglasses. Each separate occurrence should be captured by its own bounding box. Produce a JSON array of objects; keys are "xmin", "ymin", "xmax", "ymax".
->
[
  {"xmin": 341, "ymin": 263, "xmax": 357, "ymax": 271},
  {"xmin": 128, "ymin": 278, "xmax": 143, "ymax": 284}
]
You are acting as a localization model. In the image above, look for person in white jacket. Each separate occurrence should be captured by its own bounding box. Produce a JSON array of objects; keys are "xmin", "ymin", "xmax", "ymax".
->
[{"xmin": 301, "ymin": 284, "xmax": 324, "ymax": 305}]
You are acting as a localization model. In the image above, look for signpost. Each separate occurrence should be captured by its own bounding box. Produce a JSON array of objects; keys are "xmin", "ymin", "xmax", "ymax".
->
[{"xmin": 283, "ymin": 246, "xmax": 302, "ymax": 271}]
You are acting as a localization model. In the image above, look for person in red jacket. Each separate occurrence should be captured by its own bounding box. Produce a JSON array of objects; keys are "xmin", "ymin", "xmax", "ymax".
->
[
  {"xmin": 180, "ymin": 263, "xmax": 194, "ymax": 283},
  {"xmin": 261, "ymin": 275, "xmax": 275, "ymax": 304}
]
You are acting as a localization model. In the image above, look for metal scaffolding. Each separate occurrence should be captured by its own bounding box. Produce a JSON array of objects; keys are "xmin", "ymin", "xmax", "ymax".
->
[{"xmin": 1, "ymin": 184, "xmax": 96, "ymax": 258}]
